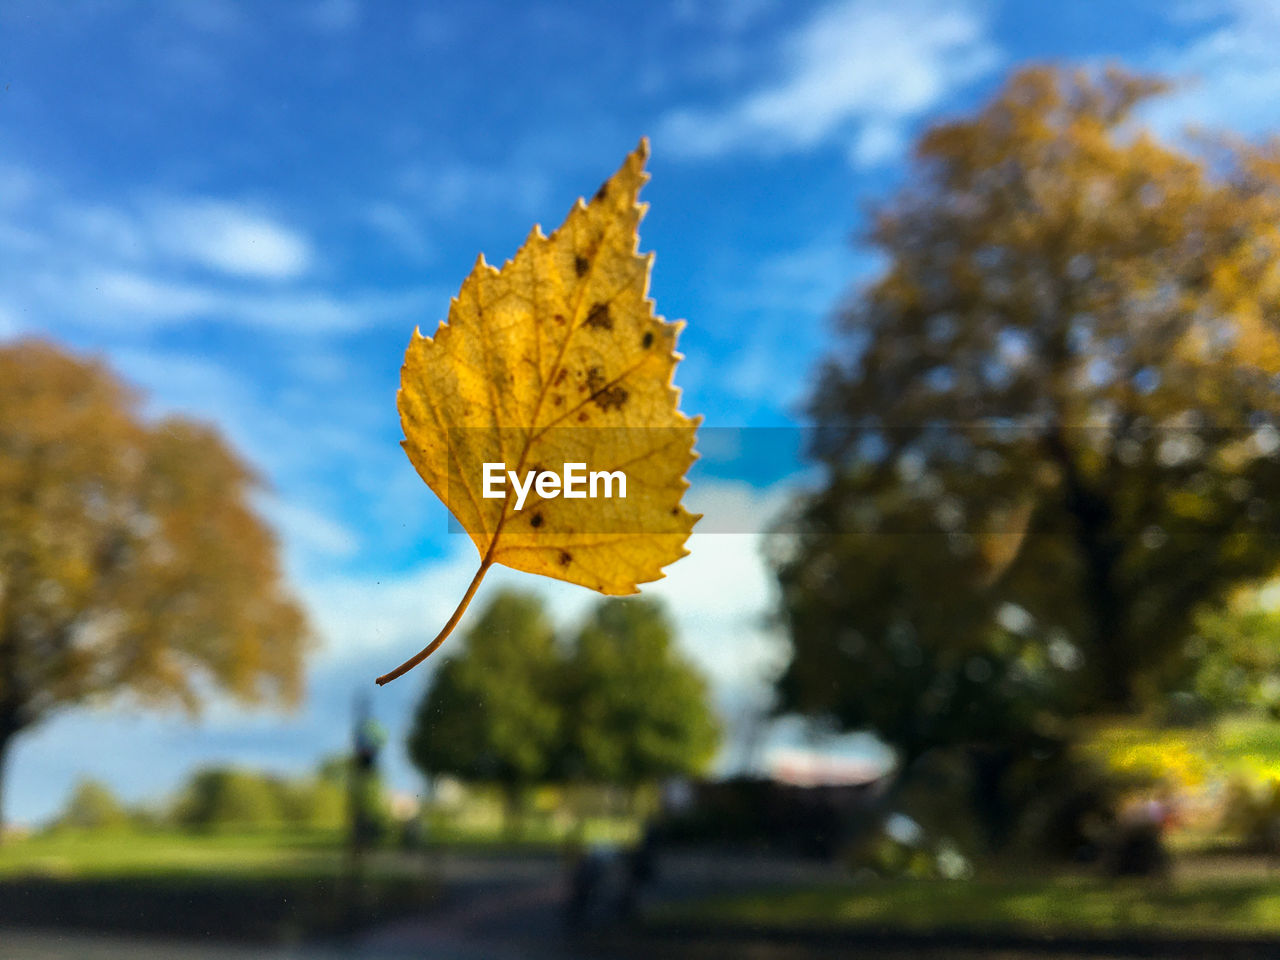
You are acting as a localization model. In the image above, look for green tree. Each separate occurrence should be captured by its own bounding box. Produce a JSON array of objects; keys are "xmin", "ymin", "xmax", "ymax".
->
[
  {"xmin": 776, "ymin": 66, "xmax": 1280, "ymax": 850},
  {"xmin": 276, "ymin": 775, "xmax": 347, "ymax": 832},
  {"xmin": 56, "ymin": 777, "xmax": 128, "ymax": 832},
  {"xmin": 561, "ymin": 598, "xmax": 719, "ymax": 788},
  {"xmin": 1185, "ymin": 587, "xmax": 1280, "ymax": 718},
  {"xmin": 0, "ymin": 340, "xmax": 309, "ymax": 835},
  {"xmin": 174, "ymin": 767, "xmax": 283, "ymax": 832},
  {"xmin": 407, "ymin": 590, "xmax": 562, "ymax": 819}
]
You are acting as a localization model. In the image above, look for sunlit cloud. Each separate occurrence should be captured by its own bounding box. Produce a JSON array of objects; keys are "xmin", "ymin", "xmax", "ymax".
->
[
  {"xmin": 257, "ymin": 495, "xmax": 362, "ymax": 564},
  {"xmin": 301, "ymin": 480, "xmax": 792, "ymax": 693},
  {"xmin": 146, "ymin": 198, "xmax": 314, "ymax": 280},
  {"xmin": 394, "ymin": 160, "xmax": 553, "ymax": 221},
  {"xmin": 362, "ymin": 202, "xmax": 433, "ymax": 262},
  {"xmin": 657, "ymin": 0, "xmax": 999, "ymax": 168},
  {"xmin": 0, "ymin": 303, "xmax": 21, "ymax": 338},
  {"xmin": 71, "ymin": 269, "xmax": 434, "ymax": 333},
  {"xmin": 0, "ymin": 166, "xmax": 439, "ymax": 334},
  {"xmin": 1144, "ymin": 0, "xmax": 1280, "ymax": 137}
]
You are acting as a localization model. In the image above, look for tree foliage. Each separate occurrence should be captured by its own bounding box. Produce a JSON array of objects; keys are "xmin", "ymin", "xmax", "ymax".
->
[
  {"xmin": 174, "ymin": 767, "xmax": 284, "ymax": 832},
  {"xmin": 407, "ymin": 590, "xmax": 563, "ymax": 797},
  {"xmin": 56, "ymin": 777, "xmax": 129, "ymax": 832},
  {"xmin": 0, "ymin": 340, "xmax": 309, "ymax": 829},
  {"xmin": 407, "ymin": 590, "xmax": 718, "ymax": 799},
  {"xmin": 1186, "ymin": 589, "xmax": 1280, "ymax": 718},
  {"xmin": 561, "ymin": 598, "xmax": 719, "ymax": 785},
  {"xmin": 776, "ymin": 66, "xmax": 1280, "ymax": 758},
  {"xmin": 774, "ymin": 66, "xmax": 1280, "ymax": 858},
  {"xmin": 172, "ymin": 764, "xmax": 350, "ymax": 833}
]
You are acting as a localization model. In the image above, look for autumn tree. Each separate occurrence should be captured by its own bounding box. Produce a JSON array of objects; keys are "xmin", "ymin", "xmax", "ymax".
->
[
  {"xmin": 776, "ymin": 66, "xmax": 1280, "ymax": 842},
  {"xmin": 0, "ymin": 340, "xmax": 308, "ymax": 834},
  {"xmin": 407, "ymin": 589, "xmax": 563, "ymax": 818},
  {"xmin": 559, "ymin": 598, "xmax": 719, "ymax": 789}
]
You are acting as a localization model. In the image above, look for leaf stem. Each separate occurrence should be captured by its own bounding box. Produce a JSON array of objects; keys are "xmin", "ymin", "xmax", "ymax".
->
[{"xmin": 375, "ymin": 557, "xmax": 494, "ymax": 685}]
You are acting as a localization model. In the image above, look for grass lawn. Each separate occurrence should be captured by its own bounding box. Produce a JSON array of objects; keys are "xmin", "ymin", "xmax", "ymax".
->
[
  {"xmin": 0, "ymin": 829, "xmax": 363, "ymax": 881},
  {"xmin": 0, "ymin": 816, "xmax": 635, "ymax": 879},
  {"xmin": 0, "ymin": 830, "xmax": 438, "ymax": 941},
  {"xmin": 654, "ymin": 870, "xmax": 1280, "ymax": 939}
]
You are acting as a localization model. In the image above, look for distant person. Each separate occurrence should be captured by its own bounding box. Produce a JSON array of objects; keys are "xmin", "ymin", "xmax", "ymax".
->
[
  {"xmin": 564, "ymin": 844, "xmax": 609, "ymax": 928},
  {"xmin": 1108, "ymin": 796, "xmax": 1171, "ymax": 876},
  {"xmin": 620, "ymin": 823, "xmax": 659, "ymax": 919}
]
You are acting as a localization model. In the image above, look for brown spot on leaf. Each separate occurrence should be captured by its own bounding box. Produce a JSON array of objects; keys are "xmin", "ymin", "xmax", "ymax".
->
[
  {"xmin": 577, "ymin": 412, "xmax": 589, "ymax": 423},
  {"xmin": 574, "ymin": 255, "xmax": 589, "ymax": 277},
  {"xmin": 585, "ymin": 303, "xmax": 612, "ymax": 331},
  {"xmin": 553, "ymin": 394, "xmax": 564, "ymax": 406},
  {"xmin": 530, "ymin": 513, "xmax": 544, "ymax": 528},
  {"xmin": 594, "ymin": 386, "xmax": 629, "ymax": 412},
  {"xmin": 558, "ymin": 550, "xmax": 572, "ymax": 566},
  {"xmin": 593, "ymin": 182, "xmax": 608, "ymax": 203},
  {"xmin": 582, "ymin": 365, "xmax": 627, "ymax": 411},
  {"xmin": 553, "ymin": 313, "xmax": 566, "ymax": 325},
  {"xmin": 553, "ymin": 368, "xmax": 568, "ymax": 386},
  {"xmin": 642, "ymin": 331, "xmax": 654, "ymax": 349}
]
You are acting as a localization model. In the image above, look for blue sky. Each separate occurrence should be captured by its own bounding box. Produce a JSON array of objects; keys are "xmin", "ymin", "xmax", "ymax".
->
[{"xmin": 2, "ymin": 0, "xmax": 1278, "ymax": 823}]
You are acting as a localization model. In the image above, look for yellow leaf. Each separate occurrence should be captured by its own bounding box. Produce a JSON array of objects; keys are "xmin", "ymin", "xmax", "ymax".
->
[{"xmin": 380, "ymin": 140, "xmax": 700, "ymax": 685}]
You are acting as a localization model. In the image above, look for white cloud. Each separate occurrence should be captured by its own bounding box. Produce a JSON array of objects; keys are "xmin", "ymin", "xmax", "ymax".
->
[
  {"xmin": 730, "ymin": 236, "xmax": 872, "ymax": 315},
  {"xmin": 0, "ymin": 303, "xmax": 21, "ymax": 338},
  {"xmin": 396, "ymin": 160, "xmax": 552, "ymax": 221},
  {"xmin": 302, "ymin": 481, "xmax": 793, "ymax": 696},
  {"xmin": 147, "ymin": 198, "xmax": 313, "ymax": 280},
  {"xmin": 37, "ymin": 265, "xmax": 436, "ymax": 334},
  {"xmin": 87, "ymin": 269, "xmax": 217, "ymax": 319},
  {"xmin": 0, "ymin": 168, "xmax": 398, "ymax": 334},
  {"xmin": 363, "ymin": 202, "xmax": 432, "ymax": 261},
  {"xmin": 1144, "ymin": 0, "xmax": 1280, "ymax": 138},
  {"xmin": 109, "ymin": 346, "xmax": 248, "ymax": 416},
  {"xmin": 850, "ymin": 120, "xmax": 906, "ymax": 167},
  {"xmin": 700, "ymin": 237, "xmax": 883, "ymax": 403},
  {"xmin": 257, "ymin": 495, "xmax": 361, "ymax": 563},
  {"xmin": 104, "ymin": 345, "xmax": 384, "ymax": 531},
  {"xmin": 657, "ymin": 0, "xmax": 998, "ymax": 168}
]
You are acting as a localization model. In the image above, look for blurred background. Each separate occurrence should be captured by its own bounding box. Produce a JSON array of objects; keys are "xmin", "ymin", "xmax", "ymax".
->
[{"xmin": 5, "ymin": 1, "xmax": 1280, "ymax": 957}]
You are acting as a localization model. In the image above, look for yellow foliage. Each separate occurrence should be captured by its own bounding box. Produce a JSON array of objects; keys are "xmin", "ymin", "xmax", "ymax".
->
[
  {"xmin": 0, "ymin": 341, "xmax": 308, "ymax": 718},
  {"xmin": 383, "ymin": 141, "xmax": 699, "ymax": 684}
]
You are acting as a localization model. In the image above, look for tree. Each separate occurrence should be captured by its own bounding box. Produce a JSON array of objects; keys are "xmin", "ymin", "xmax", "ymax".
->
[
  {"xmin": 0, "ymin": 340, "xmax": 308, "ymax": 834},
  {"xmin": 174, "ymin": 766, "xmax": 283, "ymax": 832},
  {"xmin": 1184, "ymin": 587, "xmax": 1280, "ymax": 719},
  {"xmin": 56, "ymin": 777, "xmax": 128, "ymax": 832},
  {"xmin": 406, "ymin": 592, "xmax": 721, "ymax": 823},
  {"xmin": 407, "ymin": 590, "xmax": 563, "ymax": 817},
  {"xmin": 775, "ymin": 66, "xmax": 1280, "ymax": 850},
  {"xmin": 276, "ymin": 773, "xmax": 347, "ymax": 832},
  {"xmin": 560, "ymin": 598, "xmax": 719, "ymax": 788}
]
